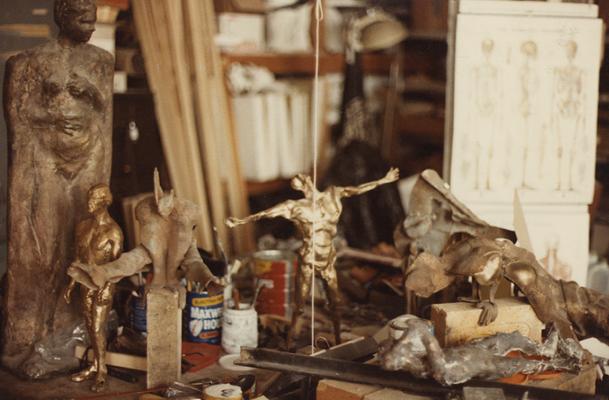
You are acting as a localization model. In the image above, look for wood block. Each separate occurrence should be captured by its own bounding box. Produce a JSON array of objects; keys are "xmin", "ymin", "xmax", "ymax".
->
[
  {"xmin": 317, "ymin": 379, "xmax": 380, "ymax": 400},
  {"xmin": 462, "ymin": 387, "xmax": 505, "ymax": 400},
  {"xmin": 364, "ymin": 388, "xmax": 434, "ymax": 400},
  {"xmin": 529, "ymin": 364, "xmax": 597, "ymax": 395},
  {"xmin": 431, "ymin": 297, "xmax": 544, "ymax": 347},
  {"xmin": 146, "ymin": 287, "xmax": 182, "ymax": 388},
  {"xmin": 75, "ymin": 345, "xmax": 147, "ymax": 371}
]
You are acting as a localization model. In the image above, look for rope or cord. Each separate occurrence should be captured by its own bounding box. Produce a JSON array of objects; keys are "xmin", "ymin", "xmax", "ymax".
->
[{"xmin": 311, "ymin": 0, "xmax": 324, "ymax": 352}]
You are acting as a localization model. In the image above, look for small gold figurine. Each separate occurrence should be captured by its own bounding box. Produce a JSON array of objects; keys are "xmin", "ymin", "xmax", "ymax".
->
[
  {"xmin": 64, "ymin": 184, "xmax": 123, "ymax": 392},
  {"xmin": 227, "ymin": 168, "xmax": 399, "ymax": 347}
]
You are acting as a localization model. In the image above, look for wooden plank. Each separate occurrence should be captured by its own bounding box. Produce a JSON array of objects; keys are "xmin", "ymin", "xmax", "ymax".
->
[
  {"xmin": 431, "ymin": 297, "xmax": 544, "ymax": 347},
  {"xmin": 185, "ymin": 0, "xmax": 229, "ymax": 247},
  {"xmin": 529, "ymin": 364, "xmax": 596, "ymax": 395},
  {"xmin": 203, "ymin": 0, "xmax": 255, "ymax": 254},
  {"xmin": 98, "ymin": 0, "xmax": 130, "ymax": 10},
  {"xmin": 74, "ymin": 346, "xmax": 147, "ymax": 372},
  {"xmin": 365, "ymin": 388, "xmax": 434, "ymax": 400},
  {"xmin": 317, "ymin": 379, "xmax": 380, "ymax": 400},
  {"xmin": 132, "ymin": 0, "xmax": 214, "ymax": 250},
  {"xmin": 163, "ymin": 0, "xmax": 214, "ymax": 249},
  {"xmin": 0, "ymin": 24, "xmax": 50, "ymax": 38},
  {"xmin": 221, "ymin": 52, "xmax": 393, "ymax": 75}
]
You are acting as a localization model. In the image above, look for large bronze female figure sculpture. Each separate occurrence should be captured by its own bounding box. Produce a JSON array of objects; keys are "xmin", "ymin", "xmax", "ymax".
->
[{"xmin": 2, "ymin": 0, "xmax": 113, "ymax": 375}]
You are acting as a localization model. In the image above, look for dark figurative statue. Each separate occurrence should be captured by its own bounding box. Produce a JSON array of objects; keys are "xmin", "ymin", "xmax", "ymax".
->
[{"xmin": 2, "ymin": 0, "xmax": 113, "ymax": 376}]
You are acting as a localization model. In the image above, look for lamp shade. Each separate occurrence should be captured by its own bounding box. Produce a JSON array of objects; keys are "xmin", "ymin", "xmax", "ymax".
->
[{"xmin": 354, "ymin": 10, "xmax": 408, "ymax": 51}]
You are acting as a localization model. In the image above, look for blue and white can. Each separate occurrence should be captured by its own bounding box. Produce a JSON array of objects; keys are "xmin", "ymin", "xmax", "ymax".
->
[{"xmin": 183, "ymin": 291, "xmax": 224, "ymax": 344}]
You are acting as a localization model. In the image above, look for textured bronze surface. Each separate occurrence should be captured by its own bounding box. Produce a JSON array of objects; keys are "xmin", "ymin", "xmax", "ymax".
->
[
  {"xmin": 2, "ymin": 0, "xmax": 113, "ymax": 375},
  {"xmin": 394, "ymin": 170, "xmax": 515, "ymax": 315},
  {"xmin": 68, "ymin": 170, "xmax": 220, "ymax": 295},
  {"xmin": 64, "ymin": 184, "xmax": 123, "ymax": 392},
  {"xmin": 400, "ymin": 172, "xmax": 609, "ymax": 344},
  {"xmin": 227, "ymin": 168, "xmax": 399, "ymax": 348}
]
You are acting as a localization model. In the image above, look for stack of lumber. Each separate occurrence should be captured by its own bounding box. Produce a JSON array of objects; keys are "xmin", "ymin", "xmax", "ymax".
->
[{"xmin": 132, "ymin": 0, "xmax": 254, "ymax": 254}]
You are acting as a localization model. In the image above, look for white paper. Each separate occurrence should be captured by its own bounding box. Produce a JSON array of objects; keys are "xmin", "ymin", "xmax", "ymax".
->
[
  {"xmin": 449, "ymin": 5, "xmax": 602, "ymax": 205},
  {"xmin": 473, "ymin": 203, "xmax": 589, "ymax": 286},
  {"xmin": 232, "ymin": 95, "xmax": 276, "ymax": 181}
]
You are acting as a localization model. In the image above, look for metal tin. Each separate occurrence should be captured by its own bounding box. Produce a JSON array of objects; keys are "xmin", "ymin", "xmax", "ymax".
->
[
  {"xmin": 183, "ymin": 292, "xmax": 223, "ymax": 344},
  {"xmin": 222, "ymin": 307, "xmax": 258, "ymax": 354},
  {"xmin": 253, "ymin": 250, "xmax": 298, "ymax": 319},
  {"xmin": 204, "ymin": 384, "xmax": 242, "ymax": 400},
  {"xmin": 130, "ymin": 287, "xmax": 147, "ymax": 333}
]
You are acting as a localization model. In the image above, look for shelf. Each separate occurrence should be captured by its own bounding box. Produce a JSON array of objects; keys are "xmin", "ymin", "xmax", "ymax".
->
[
  {"xmin": 246, "ymin": 178, "xmax": 291, "ymax": 196},
  {"xmin": 408, "ymin": 30, "xmax": 447, "ymax": 42},
  {"xmin": 222, "ymin": 52, "xmax": 394, "ymax": 75},
  {"xmin": 397, "ymin": 113, "xmax": 445, "ymax": 146}
]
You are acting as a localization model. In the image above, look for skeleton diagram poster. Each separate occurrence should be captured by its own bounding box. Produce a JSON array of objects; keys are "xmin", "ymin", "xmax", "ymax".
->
[{"xmin": 448, "ymin": 1, "xmax": 603, "ymax": 205}]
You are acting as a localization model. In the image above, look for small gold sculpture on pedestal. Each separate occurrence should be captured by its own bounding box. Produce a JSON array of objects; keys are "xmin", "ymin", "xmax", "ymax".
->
[
  {"xmin": 64, "ymin": 184, "xmax": 123, "ymax": 392},
  {"xmin": 227, "ymin": 168, "xmax": 399, "ymax": 348}
]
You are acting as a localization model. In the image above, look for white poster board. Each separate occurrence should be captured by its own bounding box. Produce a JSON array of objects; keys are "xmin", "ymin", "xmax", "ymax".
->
[
  {"xmin": 448, "ymin": 1, "xmax": 602, "ymax": 205},
  {"xmin": 473, "ymin": 203, "xmax": 589, "ymax": 286}
]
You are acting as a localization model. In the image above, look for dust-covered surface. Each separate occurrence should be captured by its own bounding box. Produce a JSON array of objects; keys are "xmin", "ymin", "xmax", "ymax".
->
[{"xmin": 0, "ymin": 367, "xmax": 145, "ymax": 400}]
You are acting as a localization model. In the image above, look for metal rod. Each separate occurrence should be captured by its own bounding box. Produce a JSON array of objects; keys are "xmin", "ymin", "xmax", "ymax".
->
[{"xmin": 236, "ymin": 348, "xmax": 608, "ymax": 400}]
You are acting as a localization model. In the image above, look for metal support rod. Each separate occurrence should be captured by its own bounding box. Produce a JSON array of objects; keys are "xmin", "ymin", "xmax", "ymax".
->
[{"xmin": 237, "ymin": 347, "xmax": 607, "ymax": 400}]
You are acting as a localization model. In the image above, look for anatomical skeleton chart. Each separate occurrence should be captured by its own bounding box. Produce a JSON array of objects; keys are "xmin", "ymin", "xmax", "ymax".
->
[{"xmin": 449, "ymin": 3, "xmax": 602, "ymax": 205}]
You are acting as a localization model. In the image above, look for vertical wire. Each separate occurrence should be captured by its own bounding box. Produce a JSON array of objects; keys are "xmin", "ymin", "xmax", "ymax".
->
[{"xmin": 311, "ymin": 0, "xmax": 324, "ymax": 352}]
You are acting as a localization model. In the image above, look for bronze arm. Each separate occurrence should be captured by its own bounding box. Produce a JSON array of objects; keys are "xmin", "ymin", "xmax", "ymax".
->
[
  {"xmin": 226, "ymin": 201, "xmax": 293, "ymax": 227},
  {"xmin": 68, "ymin": 245, "xmax": 152, "ymax": 290},
  {"xmin": 64, "ymin": 278, "xmax": 77, "ymax": 304},
  {"xmin": 338, "ymin": 167, "xmax": 399, "ymax": 198}
]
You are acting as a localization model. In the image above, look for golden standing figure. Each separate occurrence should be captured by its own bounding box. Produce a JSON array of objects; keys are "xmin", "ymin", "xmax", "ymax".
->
[
  {"xmin": 227, "ymin": 168, "xmax": 399, "ymax": 348},
  {"xmin": 64, "ymin": 184, "xmax": 123, "ymax": 392}
]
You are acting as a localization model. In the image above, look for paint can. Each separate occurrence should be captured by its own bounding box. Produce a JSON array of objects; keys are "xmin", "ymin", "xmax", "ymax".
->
[
  {"xmin": 130, "ymin": 287, "xmax": 147, "ymax": 333},
  {"xmin": 183, "ymin": 291, "xmax": 224, "ymax": 344},
  {"xmin": 253, "ymin": 250, "xmax": 298, "ymax": 318},
  {"xmin": 222, "ymin": 307, "xmax": 258, "ymax": 354},
  {"xmin": 203, "ymin": 384, "xmax": 242, "ymax": 400}
]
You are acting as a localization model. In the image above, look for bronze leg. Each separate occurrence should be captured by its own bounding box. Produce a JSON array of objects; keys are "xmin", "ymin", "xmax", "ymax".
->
[
  {"xmin": 72, "ymin": 287, "xmax": 97, "ymax": 382},
  {"xmin": 287, "ymin": 263, "xmax": 313, "ymax": 350},
  {"xmin": 322, "ymin": 255, "xmax": 341, "ymax": 345},
  {"xmin": 404, "ymin": 252, "xmax": 417, "ymax": 314},
  {"xmin": 90, "ymin": 283, "xmax": 114, "ymax": 392},
  {"xmin": 476, "ymin": 281, "xmax": 498, "ymax": 326}
]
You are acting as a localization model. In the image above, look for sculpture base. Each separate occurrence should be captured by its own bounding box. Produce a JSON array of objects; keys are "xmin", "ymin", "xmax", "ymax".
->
[
  {"xmin": 431, "ymin": 297, "xmax": 544, "ymax": 347},
  {"xmin": 146, "ymin": 287, "xmax": 182, "ymax": 388}
]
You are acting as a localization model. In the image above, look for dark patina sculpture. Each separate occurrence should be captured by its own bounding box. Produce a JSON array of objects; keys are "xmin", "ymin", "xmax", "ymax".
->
[
  {"xmin": 394, "ymin": 170, "xmax": 515, "ymax": 315},
  {"xmin": 68, "ymin": 170, "xmax": 221, "ymax": 296},
  {"xmin": 2, "ymin": 0, "xmax": 113, "ymax": 376},
  {"xmin": 379, "ymin": 316, "xmax": 584, "ymax": 385},
  {"xmin": 404, "ymin": 227, "xmax": 609, "ymax": 343},
  {"xmin": 400, "ymin": 171, "xmax": 609, "ymax": 345},
  {"xmin": 394, "ymin": 170, "xmax": 515, "ymax": 258}
]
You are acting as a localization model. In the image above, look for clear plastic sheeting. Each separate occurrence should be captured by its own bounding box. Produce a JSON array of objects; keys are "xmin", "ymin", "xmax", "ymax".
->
[
  {"xmin": 19, "ymin": 321, "xmax": 89, "ymax": 379},
  {"xmin": 378, "ymin": 316, "xmax": 586, "ymax": 386},
  {"xmin": 19, "ymin": 311, "xmax": 118, "ymax": 379}
]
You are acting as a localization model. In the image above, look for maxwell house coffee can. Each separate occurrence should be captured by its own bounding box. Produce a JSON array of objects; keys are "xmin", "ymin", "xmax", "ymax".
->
[
  {"xmin": 183, "ymin": 291, "xmax": 223, "ymax": 344},
  {"xmin": 253, "ymin": 250, "xmax": 298, "ymax": 319}
]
